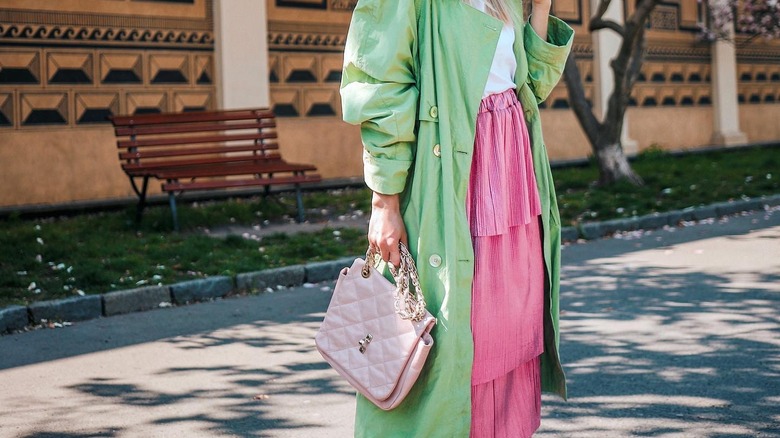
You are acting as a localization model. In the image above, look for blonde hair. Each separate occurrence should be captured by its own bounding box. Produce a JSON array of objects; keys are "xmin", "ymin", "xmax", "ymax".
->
[{"xmin": 481, "ymin": 0, "xmax": 523, "ymax": 24}]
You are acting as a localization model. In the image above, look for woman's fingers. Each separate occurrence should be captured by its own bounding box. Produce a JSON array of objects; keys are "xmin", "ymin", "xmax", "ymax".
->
[
  {"xmin": 368, "ymin": 191, "xmax": 406, "ymax": 268},
  {"xmin": 384, "ymin": 238, "xmax": 402, "ymax": 268}
]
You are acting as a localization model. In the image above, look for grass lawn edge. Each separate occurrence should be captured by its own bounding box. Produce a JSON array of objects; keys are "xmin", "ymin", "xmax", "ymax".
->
[{"xmin": 2, "ymin": 193, "xmax": 780, "ymax": 336}]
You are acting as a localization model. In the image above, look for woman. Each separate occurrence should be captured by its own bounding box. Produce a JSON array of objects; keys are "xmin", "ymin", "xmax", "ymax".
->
[{"xmin": 340, "ymin": 0, "xmax": 573, "ymax": 436}]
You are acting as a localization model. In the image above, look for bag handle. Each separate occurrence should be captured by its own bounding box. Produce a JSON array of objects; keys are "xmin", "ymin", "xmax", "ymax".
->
[{"xmin": 362, "ymin": 243, "xmax": 428, "ymax": 322}]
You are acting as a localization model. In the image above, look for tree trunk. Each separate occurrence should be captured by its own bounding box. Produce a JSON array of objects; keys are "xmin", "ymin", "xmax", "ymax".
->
[{"xmin": 594, "ymin": 141, "xmax": 644, "ymax": 185}]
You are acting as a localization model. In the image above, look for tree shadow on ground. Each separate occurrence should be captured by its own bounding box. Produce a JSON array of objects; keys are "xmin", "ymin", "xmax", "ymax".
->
[
  {"xmin": 2, "ymin": 283, "xmax": 355, "ymax": 437},
  {"xmin": 538, "ymin": 247, "xmax": 780, "ymax": 437}
]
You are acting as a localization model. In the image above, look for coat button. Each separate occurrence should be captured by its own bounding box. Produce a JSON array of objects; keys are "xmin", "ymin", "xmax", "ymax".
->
[
  {"xmin": 429, "ymin": 254, "xmax": 442, "ymax": 268},
  {"xmin": 429, "ymin": 106, "xmax": 438, "ymax": 119},
  {"xmin": 433, "ymin": 144, "xmax": 441, "ymax": 157}
]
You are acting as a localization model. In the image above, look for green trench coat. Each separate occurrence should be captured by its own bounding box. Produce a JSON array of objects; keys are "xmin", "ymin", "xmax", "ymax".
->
[{"xmin": 340, "ymin": 1, "xmax": 574, "ymax": 436}]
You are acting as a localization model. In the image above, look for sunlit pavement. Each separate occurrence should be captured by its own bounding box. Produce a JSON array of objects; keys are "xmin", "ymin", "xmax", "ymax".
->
[{"xmin": 1, "ymin": 209, "xmax": 778, "ymax": 438}]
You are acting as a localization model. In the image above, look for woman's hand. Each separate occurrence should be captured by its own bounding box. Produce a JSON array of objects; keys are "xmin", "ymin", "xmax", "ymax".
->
[{"xmin": 368, "ymin": 191, "xmax": 407, "ymax": 268}]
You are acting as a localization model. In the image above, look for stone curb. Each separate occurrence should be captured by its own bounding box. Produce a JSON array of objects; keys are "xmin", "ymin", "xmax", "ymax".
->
[
  {"xmin": 170, "ymin": 276, "xmax": 234, "ymax": 305},
  {"xmin": 28, "ymin": 295, "xmax": 102, "ymax": 324},
  {"xmin": 0, "ymin": 306, "xmax": 29, "ymax": 333},
  {"xmin": 236, "ymin": 265, "xmax": 306, "ymax": 293},
  {"xmin": 102, "ymin": 285, "xmax": 171, "ymax": 317},
  {"xmin": 564, "ymin": 194, "xmax": 780, "ymax": 242},
  {"xmin": 304, "ymin": 257, "xmax": 357, "ymax": 283},
  {"xmin": 2, "ymin": 194, "xmax": 778, "ymax": 335}
]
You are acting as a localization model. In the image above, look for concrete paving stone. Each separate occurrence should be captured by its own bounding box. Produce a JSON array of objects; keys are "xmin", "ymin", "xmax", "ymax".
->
[
  {"xmin": 170, "ymin": 276, "xmax": 234, "ymax": 304},
  {"xmin": 305, "ymin": 257, "xmax": 358, "ymax": 283},
  {"xmin": 560, "ymin": 226, "xmax": 578, "ymax": 242},
  {"xmin": 236, "ymin": 266, "xmax": 305, "ymax": 292},
  {"xmin": 28, "ymin": 295, "xmax": 102, "ymax": 323},
  {"xmin": 0, "ymin": 305, "xmax": 29, "ymax": 333},
  {"xmin": 102, "ymin": 286, "xmax": 171, "ymax": 317}
]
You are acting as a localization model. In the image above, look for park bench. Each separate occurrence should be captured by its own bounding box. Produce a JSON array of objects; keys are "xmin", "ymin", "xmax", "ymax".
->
[{"xmin": 110, "ymin": 108, "xmax": 321, "ymax": 230}]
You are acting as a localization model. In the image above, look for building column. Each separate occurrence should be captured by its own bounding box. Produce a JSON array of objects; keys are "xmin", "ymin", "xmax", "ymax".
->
[
  {"xmin": 590, "ymin": 0, "xmax": 638, "ymax": 155},
  {"xmin": 213, "ymin": 0, "xmax": 270, "ymax": 109},
  {"xmin": 710, "ymin": 13, "xmax": 747, "ymax": 146}
]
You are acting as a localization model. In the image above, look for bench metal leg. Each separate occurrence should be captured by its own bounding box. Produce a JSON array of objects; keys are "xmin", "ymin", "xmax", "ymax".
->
[
  {"xmin": 168, "ymin": 191, "xmax": 180, "ymax": 232},
  {"xmin": 133, "ymin": 176, "xmax": 150, "ymax": 223},
  {"xmin": 295, "ymin": 183, "xmax": 305, "ymax": 223}
]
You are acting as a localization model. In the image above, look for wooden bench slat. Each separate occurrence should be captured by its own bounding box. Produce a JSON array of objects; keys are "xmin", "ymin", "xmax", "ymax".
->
[
  {"xmin": 119, "ymin": 143, "xmax": 279, "ymax": 160},
  {"xmin": 162, "ymin": 174, "xmax": 322, "ymax": 192},
  {"xmin": 115, "ymin": 120, "xmax": 276, "ymax": 137},
  {"xmin": 154, "ymin": 161, "xmax": 318, "ymax": 179},
  {"xmin": 111, "ymin": 109, "xmax": 274, "ymax": 127},
  {"xmin": 118, "ymin": 132, "xmax": 277, "ymax": 149},
  {"xmin": 122, "ymin": 153, "xmax": 284, "ymax": 173}
]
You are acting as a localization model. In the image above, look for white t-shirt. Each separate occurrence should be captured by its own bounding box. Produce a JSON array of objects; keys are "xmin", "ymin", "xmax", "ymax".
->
[{"xmin": 468, "ymin": 0, "xmax": 518, "ymax": 98}]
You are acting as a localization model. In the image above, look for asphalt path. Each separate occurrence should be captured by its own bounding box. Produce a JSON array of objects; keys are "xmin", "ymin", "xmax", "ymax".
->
[{"xmin": 1, "ymin": 209, "xmax": 778, "ymax": 437}]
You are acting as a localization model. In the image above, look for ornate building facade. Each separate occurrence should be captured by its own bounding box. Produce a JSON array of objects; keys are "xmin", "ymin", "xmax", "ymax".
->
[{"xmin": 1, "ymin": 0, "xmax": 778, "ymax": 208}]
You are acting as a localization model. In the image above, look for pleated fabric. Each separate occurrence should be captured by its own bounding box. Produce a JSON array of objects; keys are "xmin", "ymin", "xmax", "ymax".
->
[{"xmin": 467, "ymin": 89, "xmax": 545, "ymax": 438}]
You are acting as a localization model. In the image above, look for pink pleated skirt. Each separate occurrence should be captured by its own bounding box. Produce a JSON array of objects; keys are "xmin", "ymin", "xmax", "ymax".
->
[{"xmin": 467, "ymin": 89, "xmax": 545, "ymax": 438}]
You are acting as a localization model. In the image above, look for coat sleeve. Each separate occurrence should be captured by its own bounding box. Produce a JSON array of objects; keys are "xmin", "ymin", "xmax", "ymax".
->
[
  {"xmin": 523, "ymin": 14, "xmax": 575, "ymax": 104},
  {"xmin": 340, "ymin": 0, "xmax": 419, "ymax": 195}
]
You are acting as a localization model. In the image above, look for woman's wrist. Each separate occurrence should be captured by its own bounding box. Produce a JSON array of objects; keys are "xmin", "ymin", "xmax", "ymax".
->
[{"xmin": 372, "ymin": 191, "xmax": 400, "ymax": 210}]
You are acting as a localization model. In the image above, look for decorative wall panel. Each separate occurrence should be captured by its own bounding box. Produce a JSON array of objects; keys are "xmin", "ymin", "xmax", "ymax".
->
[
  {"xmin": 20, "ymin": 92, "xmax": 68, "ymax": 126},
  {"xmin": 48, "ymin": 52, "xmax": 94, "ymax": 85},
  {"xmin": 149, "ymin": 53, "xmax": 190, "ymax": 84},
  {"xmin": 0, "ymin": 0, "xmax": 213, "ymax": 49},
  {"xmin": 0, "ymin": 0, "xmax": 216, "ymax": 129},
  {"xmin": 100, "ymin": 53, "xmax": 144, "ymax": 84},
  {"xmin": 552, "ymin": 0, "xmax": 582, "ymax": 24},
  {"xmin": 2, "ymin": 49, "xmax": 214, "ymax": 128},
  {"xmin": 0, "ymin": 51, "xmax": 41, "ymax": 84},
  {"xmin": 269, "ymin": 52, "xmax": 344, "ymax": 117},
  {"xmin": 173, "ymin": 91, "xmax": 212, "ymax": 112},
  {"xmin": 0, "ymin": 93, "xmax": 14, "ymax": 127},
  {"xmin": 75, "ymin": 93, "xmax": 120, "ymax": 124}
]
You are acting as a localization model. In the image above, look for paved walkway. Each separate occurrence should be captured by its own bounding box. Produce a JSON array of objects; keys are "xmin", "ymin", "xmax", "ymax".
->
[{"xmin": 1, "ymin": 209, "xmax": 778, "ymax": 438}]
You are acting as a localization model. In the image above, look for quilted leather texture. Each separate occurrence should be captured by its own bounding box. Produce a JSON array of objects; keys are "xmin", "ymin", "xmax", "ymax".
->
[{"xmin": 315, "ymin": 257, "xmax": 436, "ymax": 410}]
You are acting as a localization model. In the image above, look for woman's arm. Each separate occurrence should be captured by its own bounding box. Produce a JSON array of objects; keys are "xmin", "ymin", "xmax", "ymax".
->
[
  {"xmin": 529, "ymin": 0, "xmax": 552, "ymax": 42},
  {"xmin": 340, "ymin": 0, "xmax": 418, "ymax": 267},
  {"xmin": 524, "ymin": 0, "xmax": 575, "ymax": 103}
]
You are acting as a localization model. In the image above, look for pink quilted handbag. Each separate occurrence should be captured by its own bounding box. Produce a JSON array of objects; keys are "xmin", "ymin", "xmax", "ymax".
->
[{"xmin": 314, "ymin": 243, "xmax": 436, "ymax": 410}]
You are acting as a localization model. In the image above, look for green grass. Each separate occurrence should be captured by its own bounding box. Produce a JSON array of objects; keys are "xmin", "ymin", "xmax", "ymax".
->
[
  {"xmin": 1, "ymin": 146, "xmax": 777, "ymax": 308},
  {"xmin": 1, "ymin": 189, "xmax": 369, "ymax": 308},
  {"xmin": 554, "ymin": 146, "xmax": 778, "ymax": 225}
]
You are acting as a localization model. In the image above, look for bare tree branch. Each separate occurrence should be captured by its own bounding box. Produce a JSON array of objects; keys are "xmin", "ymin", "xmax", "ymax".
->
[
  {"xmin": 626, "ymin": 26, "xmax": 647, "ymax": 91},
  {"xmin": 562, "ymin": 51, "xmax": 600, "ymax": 146},
  {"xmin": 590, "ymin": 19, "xmax": 625, "ymax": 35},
  {"xmin": 589, "ymin": 0, "xmax": 625, "ymax": 36},
  {"xmin": 603, "ymin": 0, "xmax": 660, "ymax": 140}
]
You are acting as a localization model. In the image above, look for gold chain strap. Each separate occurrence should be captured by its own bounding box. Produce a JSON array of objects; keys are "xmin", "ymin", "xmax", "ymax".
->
[{"xmin": 362, "ymin": 243, "xmax": 428, "ymax": 322}]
